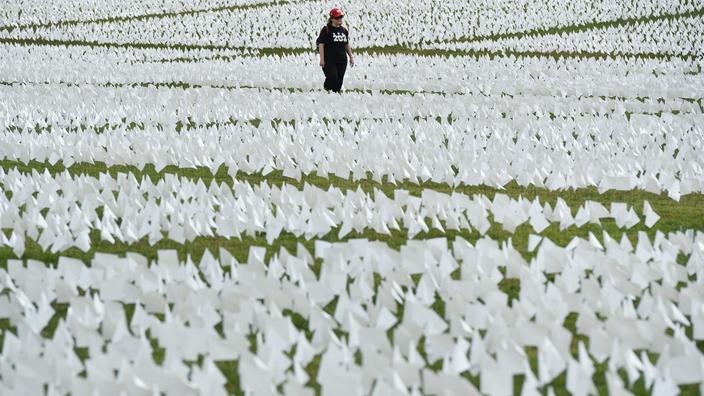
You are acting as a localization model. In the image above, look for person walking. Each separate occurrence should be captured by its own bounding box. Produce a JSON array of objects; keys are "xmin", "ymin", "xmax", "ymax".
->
[{"xmin": 316, "ymin": 8, "xmax": 355, "ymax": 93}]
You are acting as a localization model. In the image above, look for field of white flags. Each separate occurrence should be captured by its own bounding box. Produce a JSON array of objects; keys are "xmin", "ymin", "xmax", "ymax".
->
[{"xmin": 0, "ymin": 0, "xmax": 703, "ymax": 394}]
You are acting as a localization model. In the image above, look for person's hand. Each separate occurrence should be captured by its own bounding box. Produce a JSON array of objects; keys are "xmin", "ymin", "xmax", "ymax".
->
[
  {"xmin": 349, "ymin": 57, "xmax": 355, "ymax": 67},
  {"xmin": 319, "ymin": 59, "xmax": 325, "ymax": 68}
]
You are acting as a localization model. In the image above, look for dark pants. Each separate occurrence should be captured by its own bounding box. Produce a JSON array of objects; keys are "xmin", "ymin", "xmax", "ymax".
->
[{"xmin": 322, "ymin": 62, "xmax": 347, "ymax": 93}]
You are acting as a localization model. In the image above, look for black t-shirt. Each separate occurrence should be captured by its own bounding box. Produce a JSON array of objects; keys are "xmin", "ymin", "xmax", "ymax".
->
[{"xmin": 316, "ymin": 25, "xmax": 349, "ymax": 64}]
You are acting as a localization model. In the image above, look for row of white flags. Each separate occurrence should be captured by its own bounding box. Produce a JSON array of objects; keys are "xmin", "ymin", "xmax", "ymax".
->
[
  {"xmin": 0, "ymin": 167, "xmax": 660, "ymax": 254},
  {"xmin": 1, "ymin": 83, "xmax": 701, "ymax": 198},
  {"xmin": 2, "ymin": 44, "xmax": 702, "ymax": 98}
]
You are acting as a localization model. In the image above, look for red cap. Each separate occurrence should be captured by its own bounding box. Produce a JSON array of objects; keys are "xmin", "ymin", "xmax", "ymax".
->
[{"xmin": 329, "ymin": 8, "xmax": 344, "ymax": 18}]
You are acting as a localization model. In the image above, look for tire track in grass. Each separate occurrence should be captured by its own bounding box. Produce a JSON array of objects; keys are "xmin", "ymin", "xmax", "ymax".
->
[{"xmin": 0, "ymin": 0, "xmax": 315, "ymax": 33}]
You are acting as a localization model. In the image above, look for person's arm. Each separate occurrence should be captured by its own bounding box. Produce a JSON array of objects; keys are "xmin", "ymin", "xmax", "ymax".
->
[
  {"xmin": 318, "ymin": 44, "xmax": 325, "ymax": 67},
  {"xmin": 345, "ymin": 44, "xmax": 354, "ymax": 66}
]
